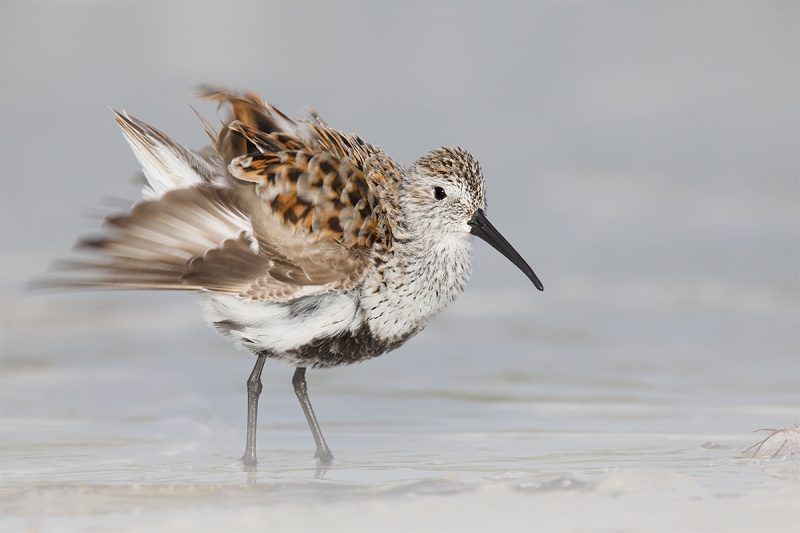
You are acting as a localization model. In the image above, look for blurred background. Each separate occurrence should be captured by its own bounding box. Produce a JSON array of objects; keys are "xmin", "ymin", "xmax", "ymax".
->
[{"xmin": 1, "ymin": 2, "xmax": 798, "ymax": 531}]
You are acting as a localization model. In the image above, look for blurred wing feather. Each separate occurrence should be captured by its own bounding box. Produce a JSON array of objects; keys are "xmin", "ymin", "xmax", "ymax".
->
[
  {"xmin": 113, "ymin": 110, "xmax": 215, "ymax": 199},
  {"xmin": 48, "ymin": 185, "xmax": 368, "ymax": 301}
]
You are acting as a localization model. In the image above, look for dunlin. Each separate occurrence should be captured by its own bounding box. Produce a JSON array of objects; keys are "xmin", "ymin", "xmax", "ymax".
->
[{"xmin": 49, "ymin": 88, "xmax": 543, "ymax": 466}]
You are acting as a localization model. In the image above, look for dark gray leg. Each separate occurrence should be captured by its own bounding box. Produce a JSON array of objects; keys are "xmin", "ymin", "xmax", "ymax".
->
[
  {"xmin": 292, "ymin": 367, "xmax": 334, "ymax": 464},
  {"xmin": 241, "ymin": 354, "xmax": 267, "ymax": 467}
]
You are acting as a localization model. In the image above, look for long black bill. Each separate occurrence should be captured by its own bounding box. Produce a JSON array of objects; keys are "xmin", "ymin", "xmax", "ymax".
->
[{"xmin": 468, "ymin": 209, "xmax": 544, "ymax": 291}]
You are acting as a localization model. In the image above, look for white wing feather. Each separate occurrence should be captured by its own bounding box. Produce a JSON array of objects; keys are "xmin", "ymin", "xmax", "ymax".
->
[{"xmin": 113, "ymin": 110, "xmax": 215, "ymax": 199}]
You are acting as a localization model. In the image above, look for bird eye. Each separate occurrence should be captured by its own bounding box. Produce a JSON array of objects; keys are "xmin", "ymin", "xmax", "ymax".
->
[{"xmin": 434, "ymin": 186, "xmax": 447, "ymax": 200}]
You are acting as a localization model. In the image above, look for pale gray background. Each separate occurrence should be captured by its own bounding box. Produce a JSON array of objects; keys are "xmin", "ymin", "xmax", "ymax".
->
[
  {"xmin": 3, "ymin": 1, "xmax": 797, "ymax": 289},
  {"xmin": 1, "ymin": 2, "xmax": 798, "ymax": 532}
]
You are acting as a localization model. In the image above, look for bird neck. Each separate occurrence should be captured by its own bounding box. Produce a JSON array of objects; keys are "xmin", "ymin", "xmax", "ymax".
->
[{"xmin": 360, "ymin": 221, "xmax": 473, "ymax": 343}]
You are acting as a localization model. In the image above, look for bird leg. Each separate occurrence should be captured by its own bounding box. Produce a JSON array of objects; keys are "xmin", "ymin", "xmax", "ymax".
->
[
  {"xmin": 292, "ymin": 367, "xmax": 334, "ymax": 464},
  {"xmin": 241, "ymin": 353, "xmax": 267, "ymax": 467}
]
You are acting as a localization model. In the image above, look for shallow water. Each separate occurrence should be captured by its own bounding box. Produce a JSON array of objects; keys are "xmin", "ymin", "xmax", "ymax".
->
[
  {"xmin": 2, "ymin": 280, "xmax": 798, "ymax": 531},
  {"xmin": 2, "ymin": 2, "xmax": 799, "ymax": 532}
]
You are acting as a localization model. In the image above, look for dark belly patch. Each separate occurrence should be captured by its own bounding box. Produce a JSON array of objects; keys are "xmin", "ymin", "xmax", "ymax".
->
[{"xmin": 249, "ymin": 323, "xmax": 406, "ymax": 369}]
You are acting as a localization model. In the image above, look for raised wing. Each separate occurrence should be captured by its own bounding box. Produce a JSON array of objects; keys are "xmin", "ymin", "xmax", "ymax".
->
[
  {"xmin": 48, "ymin": 184, "xmax": 369, "ymax": 301},
  {"xmin": 41, "ymin": 88, "xmax": 411, "ymax": 301},
  {"xmin": 113, "ymin": 110, "xmax": 215, "ymax": 199}
]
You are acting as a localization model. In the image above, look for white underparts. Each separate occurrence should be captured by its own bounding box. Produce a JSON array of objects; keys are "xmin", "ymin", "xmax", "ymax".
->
[
  {"xmin": 201, "ymin": 291, "xmax": 361, "ymax": 358},
  {"xmin": 200, "ymin": 231, "xmax": 473, "ymax": 360}
]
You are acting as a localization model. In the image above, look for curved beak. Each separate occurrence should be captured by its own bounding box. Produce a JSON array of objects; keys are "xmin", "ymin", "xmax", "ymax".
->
[{"xmin": 468, "ymin": 209, "xmax": 543, "ymax": 291}]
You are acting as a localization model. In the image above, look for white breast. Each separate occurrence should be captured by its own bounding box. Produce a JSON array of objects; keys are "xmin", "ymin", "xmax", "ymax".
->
[{"xmin": 360, "ymin": 235, "xmax": 473, "ymax": 343}]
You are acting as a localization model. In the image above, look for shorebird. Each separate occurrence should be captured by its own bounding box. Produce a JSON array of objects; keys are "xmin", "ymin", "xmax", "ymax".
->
[{"xmin": 49, "ymin": 88, "xmax": 543, "ymax": 466}]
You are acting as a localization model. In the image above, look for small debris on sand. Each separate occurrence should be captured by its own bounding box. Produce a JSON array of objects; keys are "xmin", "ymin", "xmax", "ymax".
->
[{"xmin": 745, "ymin": 424, "xmax": 800, "ymax": 460}]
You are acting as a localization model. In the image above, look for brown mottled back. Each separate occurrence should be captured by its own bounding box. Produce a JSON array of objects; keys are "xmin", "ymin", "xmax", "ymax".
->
[{"xmin": 200, "ymin": 88, "xmax": 395, "ymax": 250}]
